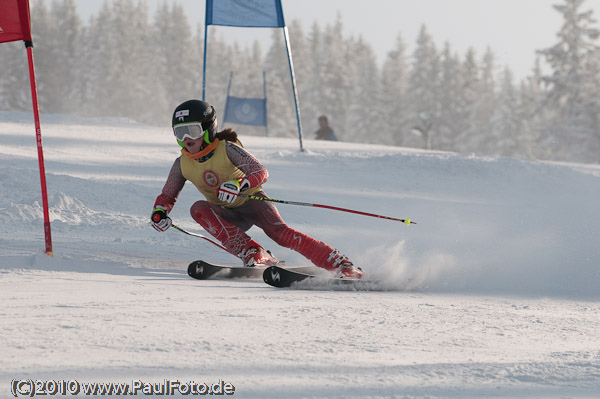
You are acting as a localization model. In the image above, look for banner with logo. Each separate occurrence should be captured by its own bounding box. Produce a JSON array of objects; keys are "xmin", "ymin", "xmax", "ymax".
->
[{"xmin": 223, "ymin": 96, "xmax": 267, "ymax": 127}]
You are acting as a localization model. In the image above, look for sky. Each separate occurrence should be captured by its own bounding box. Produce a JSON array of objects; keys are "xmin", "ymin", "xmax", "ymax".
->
[{"xmin": 73, "ymin": 0, "xmax": 600, "ymax": 80}]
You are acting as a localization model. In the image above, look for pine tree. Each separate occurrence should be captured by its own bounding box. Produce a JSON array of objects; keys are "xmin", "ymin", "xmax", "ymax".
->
[
  {"xmin": 345, "ymin": 36, "xmax": 380, "ymax": 143},
  {"xmin": 151, "ymin": 1, "xmax": 199, "ymax": 125},
  {"xmin": 81, "ymin": 1, "xmax": 118, "ymax": 117},
  {"xmin": 318, "ymin": 15, "xmax": 350, "ymax": 140},
  {"xmin": 538, "ymin": 0, "xmax": 600, "ymax": 162},
  {"xmin": 101, "ymin": 0, "xmax": 153, "ymax": 121},
  {"xmin": 264, "ymin": 28, "xmax": 295, "ymax": 137},
  {"xmin": 287, "ymin": 20, "xmax": 312, "ymax": 136},
  {"xmin": 380, "ymin": 34, "xmax": 409, "ymax": 146},
  {"xmin": 473, "ymin": 48, "xmax": 498, "ymax": 154},
  {"xmin": 453, "ymin": 47, "xmax": 481, "ymax": 153},
  {"xmin": 303, "ymin": 22, "xmax": 326, "ymax": 139},
  {"xmin": 520, "ymin": 57, "xmax": 553, "ymax": 159},
  {"xmin": 436, "ymin": 42, "xmax": 463, "ymax": 151},
  {"xmin": 490, "ymin": 67, "xmax": 521, "ymax": 156},
  {"xmin": 42, "ymin": 0, "xmax": 83, "ymax": 113},
  {"xmin": 0, "ymin": 42, "xmax": 29, "ymax": 111},
  {"xmin": 405, "ymin": 25, "xmax": 440, "ymax": 149}
]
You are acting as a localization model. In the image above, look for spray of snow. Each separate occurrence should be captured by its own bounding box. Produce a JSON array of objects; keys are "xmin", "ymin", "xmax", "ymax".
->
[{"xmin": 359, "ymin": 240, "xmax": 459, "ymax": 291}]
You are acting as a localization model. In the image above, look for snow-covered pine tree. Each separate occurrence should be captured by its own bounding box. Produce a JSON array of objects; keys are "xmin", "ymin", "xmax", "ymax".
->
[
  {"xmin": 81, "ymin": 1, "xmax": 119, "ymax": 117},
  {"xmin": 538, "ymin": 0, "xmax": 600, "ymax": 162},
  {"xmin": 286, "ymin": 20, "xmax": 312, "ymax": 135},
  {"xmin": 318, "ymin": 15, "xmax": 351, "ymax": 141},
  {"xmin": 380, "ymin": 34, "xmax": 409, "ymax": 146},
  {"xmin": 154, "ymin": 2, "xmax": 202, "ymax": 123},
  {"xmin": 472, "ymin": 48, "xmax": 498, "ymax": 154},
  {"xmin": 0, "ymin": 41, "xmax": 29, "ymax": 111},
  {"xmin": 264, "ymin": 28, "xmax": 296, "ymax": 137},
  {"xmin": 405, "ymin": 25, "xmax": 440, "ymax": 149},
  {"xmin": 452, "ymin": 48, "xmax": 481, "ymax": 153},
  {"xmin": 490, "ymin": 67, "xmax": 522, "ymax": 156},
  {"xmin": 303, "ymin": 22, "xmax": 326, "ymax": 140},
  {"xmin": 345, "ymin": 36, "xmax": 380, "ymax": 144},
  {"xmin": 436, "ymin": 42, "xmax": 463, "ymax": 152},
  {"xmin": 518, "ymin": 58, "xmax": 551, "ymax": 159},
  {"xmin": 42, "ymin": 0, "xmax": 83, "ymax": 114},
  {"xmin": 104, "ymin": 0, "xmax": 153, "ymax": 121}
]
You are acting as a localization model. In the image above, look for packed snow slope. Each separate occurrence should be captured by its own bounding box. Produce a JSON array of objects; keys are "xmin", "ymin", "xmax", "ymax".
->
[{"xmin": 1, "ymin": 112, "xmax": 599, "ymax": 398}]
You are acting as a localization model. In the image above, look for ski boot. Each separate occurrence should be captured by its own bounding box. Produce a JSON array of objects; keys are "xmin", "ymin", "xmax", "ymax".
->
[
  {"xmin": 240, "ymin": 240, "xmax": 278, "ymax": 267},
  {"xmin": 326, "ymin": 249, "xmax": 363, "ymax": 279},
  {"xmin": 336, "ymin": 262, "xmax": 364, "ymax": 279}
]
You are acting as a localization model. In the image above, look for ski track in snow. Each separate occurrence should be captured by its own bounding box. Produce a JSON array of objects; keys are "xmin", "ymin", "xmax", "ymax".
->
[{"xmin": 1, "ymin": 112, "xmax": 600, "ymax": 398}]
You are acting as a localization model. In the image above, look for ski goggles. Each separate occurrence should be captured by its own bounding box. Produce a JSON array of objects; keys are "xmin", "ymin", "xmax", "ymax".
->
[{"xmin": 173, "ymin": 122, "xmax": 211, "ymax": 143}]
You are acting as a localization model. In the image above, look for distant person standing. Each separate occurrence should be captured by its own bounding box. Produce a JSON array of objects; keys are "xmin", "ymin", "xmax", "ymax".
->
[{"xmin": 314, "ymin": 115, "xmax": 338, "ymax": 141}]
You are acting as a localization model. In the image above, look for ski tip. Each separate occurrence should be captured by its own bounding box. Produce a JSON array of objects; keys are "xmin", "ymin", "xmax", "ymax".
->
[{"xmin": 404, "ymin": 219, "xmax": 416, "ymax": 225}]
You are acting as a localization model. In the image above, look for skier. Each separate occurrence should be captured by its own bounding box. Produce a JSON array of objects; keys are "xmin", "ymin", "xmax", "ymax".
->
[{"xmin": 151, "ymin": 99, "xmax": 363, "ymax": 279}]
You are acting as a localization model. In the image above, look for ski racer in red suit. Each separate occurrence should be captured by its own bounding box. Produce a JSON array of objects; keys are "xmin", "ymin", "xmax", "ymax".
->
[{"xmin": 151, "ymin": 99, "xmax": 363, "ymax": 279}]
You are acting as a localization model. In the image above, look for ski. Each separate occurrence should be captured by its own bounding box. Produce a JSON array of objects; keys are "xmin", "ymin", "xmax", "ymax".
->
[
  {"xmin": 188, "ymin": 261, "xmax": 261, "ymax": 279},
  {"xmin": 262, "ymin": 265, "xmax": 314, "ymax": 287},
  {"xmin": 187, "ymin": 260, "xmax": 316, "ymax": 280},
  {"xmin": 262, "ymin": 265, "xmax": 367, "ymax": 289}
]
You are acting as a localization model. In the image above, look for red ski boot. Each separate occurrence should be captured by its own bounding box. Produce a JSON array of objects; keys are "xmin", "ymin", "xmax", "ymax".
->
[
  {"xmin": 240, "ymin": 241, "xmax": 278, "ymax": 267},
  {"xmin": 325, "ymin": 249, "xmax": 363, "ymax": 279},
  {"xmin": 336, "ymin": 262, "xmax": 364, "ymax": 279}
]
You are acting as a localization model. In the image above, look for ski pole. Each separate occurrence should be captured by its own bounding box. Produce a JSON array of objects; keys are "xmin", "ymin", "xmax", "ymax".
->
[
  {"xmin": 241, "ymin": 194, "xmax": 415, "ymax": 225},
  {"xmin": 171, "ymin": 223, "xmax": 230, "ymax": 251}
]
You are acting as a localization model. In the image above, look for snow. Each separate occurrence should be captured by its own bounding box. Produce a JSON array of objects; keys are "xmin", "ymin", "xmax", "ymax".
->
[{"xmin": 1, "ymin": 111, "xmax": 599, "ymax": 398}]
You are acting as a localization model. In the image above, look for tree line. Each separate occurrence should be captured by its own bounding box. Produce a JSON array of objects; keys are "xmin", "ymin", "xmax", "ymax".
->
[{"xmin": 1, "ymin": 0, "xmax": 599, "ymax": 163}]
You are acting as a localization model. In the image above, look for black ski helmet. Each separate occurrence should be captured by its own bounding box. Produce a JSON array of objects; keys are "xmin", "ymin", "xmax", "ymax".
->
[{"xmin": 172, "ymin": 100, "xmax": 218, "ymax": 146}]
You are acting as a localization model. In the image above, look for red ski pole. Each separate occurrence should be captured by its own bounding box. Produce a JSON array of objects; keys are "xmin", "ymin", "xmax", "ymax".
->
[{"xmin": 241, "ymin": 194, "xmax": 415, "ymax": 225}]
